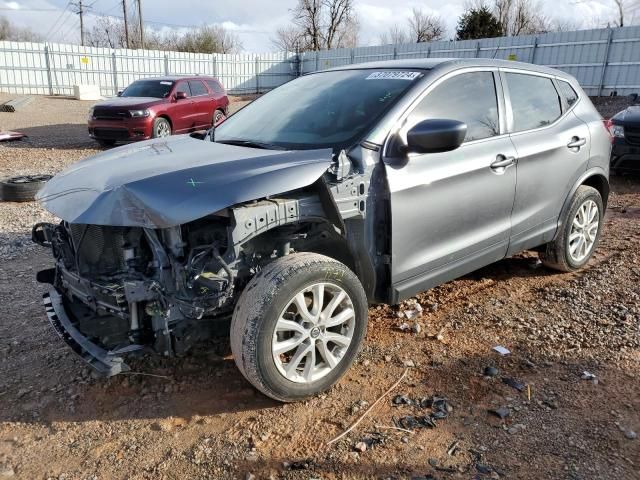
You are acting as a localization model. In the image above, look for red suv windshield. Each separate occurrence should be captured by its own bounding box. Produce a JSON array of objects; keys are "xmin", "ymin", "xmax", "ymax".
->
[{"xmin": 121, "ymin": 80, "xmax": 174, "ymax": 98}]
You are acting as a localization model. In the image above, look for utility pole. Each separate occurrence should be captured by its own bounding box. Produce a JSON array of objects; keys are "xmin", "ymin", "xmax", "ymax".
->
[
  {"xmin": 122, "ymin": 0, "xmax": 130, "ymax": 49},
  {"xmin": 137, "ymin": 0, "xmax": 144, "ymax": 49},
  {"xmin": 72, "ymin": 1, "xmax": 86, "ymax": 45}
]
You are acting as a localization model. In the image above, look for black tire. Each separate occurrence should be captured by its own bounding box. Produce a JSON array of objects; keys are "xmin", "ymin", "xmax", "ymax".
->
[
  {"xmin": 152, "ymin": 117, "xmax": 171, "ymax": 138},
  {"xmin": 213, "ymin": 109, "xmax": 226, "ymax": 127},
  {"xmin": 230, "ymin": 252, "xmax": 368, "ymax": 402},
  {"xmin": 0, "ymin": 175, "xmax": 52, "ymax": 202},
  {"xmin": 97, "ymin": 139, "xmax": 116, "ymax": 147},
  {"xmin": 540, "ymin": 185, "xmax": 604, "ymax": 272}
]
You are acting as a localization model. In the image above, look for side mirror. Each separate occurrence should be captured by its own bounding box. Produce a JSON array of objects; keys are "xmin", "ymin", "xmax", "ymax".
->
[
  {"xmin": 175, "ymin": 91, "xmax": 187, "ymax": 101},
  {"xmin": 406, "ymin": 119, "xmax": 467, "ymax": 154},
  {"xmin": 117, "ymin": 90, "xmax": 123, "ymax": 97}
]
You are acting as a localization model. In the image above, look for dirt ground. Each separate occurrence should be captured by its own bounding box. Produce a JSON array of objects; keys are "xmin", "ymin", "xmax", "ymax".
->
[{"xmin": 0, "ymin": 96, "xmax": 638, "ymax": 480}]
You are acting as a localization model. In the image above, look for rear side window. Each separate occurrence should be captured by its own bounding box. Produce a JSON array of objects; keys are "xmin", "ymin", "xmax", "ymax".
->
[
  {"xmin": 175, "ymin": 82, "xmax": 191, "ymax": 97},
  {"xmin": 409, "ymin": 72, "xmax": 499, "ymax": 142},
  {"xmin": 557, "ymin": 80, "xmax": 579, "ymax": 108},
  {"xmin": 506, "ymin": 73, "xmax": 562, "ymax": 132},
  {"xmin": 189, "ymin": 80, "xmax": 208, "ymax": 96},
  {"xmin": 206, "ymin": 80, "xmax": 225, "ymax": 95}
]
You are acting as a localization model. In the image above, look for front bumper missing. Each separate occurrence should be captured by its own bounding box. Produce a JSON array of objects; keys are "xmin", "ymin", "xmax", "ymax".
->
[{"xmin": 43, "ymin": 289, "xmax": 130, "ymax": 376}]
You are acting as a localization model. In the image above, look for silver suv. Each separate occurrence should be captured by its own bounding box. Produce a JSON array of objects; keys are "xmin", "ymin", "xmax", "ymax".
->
[{"xmin": 34, "ymin": 59, "xmax": 611, "ymax": 401}]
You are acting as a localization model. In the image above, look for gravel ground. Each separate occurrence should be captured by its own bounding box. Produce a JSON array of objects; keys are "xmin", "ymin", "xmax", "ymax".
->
[{"xmin": 0, "ymin": 96, "xmax": 638, "ymax": 480}]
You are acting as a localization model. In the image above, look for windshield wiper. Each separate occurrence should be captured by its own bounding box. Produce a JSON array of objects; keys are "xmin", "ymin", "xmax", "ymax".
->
[{"xmin": 216, "ymin": 139, "xmax": 286, "ymax": 150}]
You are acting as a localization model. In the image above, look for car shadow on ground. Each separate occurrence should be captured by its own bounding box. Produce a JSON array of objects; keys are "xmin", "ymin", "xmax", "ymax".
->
[{"xmin": 1, "ymin": 124, "xmax": 99, "ymax": 150}]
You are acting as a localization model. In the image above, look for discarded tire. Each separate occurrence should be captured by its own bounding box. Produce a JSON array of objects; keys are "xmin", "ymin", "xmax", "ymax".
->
[{"xmin": 0, "ymin": 174, "xmax": 52, "ymax": 202}]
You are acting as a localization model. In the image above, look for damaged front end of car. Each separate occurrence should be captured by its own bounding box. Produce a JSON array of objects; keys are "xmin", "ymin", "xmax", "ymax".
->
[{"xmin": 31, "ymin": 136, "xmax": 378, "ymax": 376}]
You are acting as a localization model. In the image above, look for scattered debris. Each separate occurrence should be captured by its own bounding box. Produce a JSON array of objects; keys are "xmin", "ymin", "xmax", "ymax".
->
[
  {"xmin": 398, "ymin": 322, "xmax": 411, "ymax": 331},
  {"xmin": 581, "ymin": 371, "xmax": 596, "ymax": 380},
  {"xmin": 507, "ymin": 423, "xmax": 526, "ymax": 435},
  {"xmin": 489, "ymin": 407, "xmax": 510, "ymax": 419},
  {"xmin": 374, "ymin": 424, "xmax": 415, "ymax": 435},
  {"xmin": 283, "ymin": 460, "xmax": 311, "ymax": 470},
  {"xmin": 0, "ymin": 131, "xmax": 26, "ymax": 142},
  {"xmin": 493, "ymin": 345, "xmax": 511, "ymax": 356},
  {"xmin": 484, "ymin": 366, "xmax": 499, "ymax": 377},
  {"xmin": 354, "ymin": 441, "xmax": 367, "ymax": 452},
  {"xmin": 622, "ymin": 428, "xmax": 637, "ymax": 440},
  {"xmin": 502, "ymin": 377, "xmax": 526, "ymax": 392},
  {"xmin": 403, "ymin": 359, "xmax": 416, "ymax": 368},
  {"xmin": 447, "ymin": 440, "xmax": 460, "ymax": 456},
  {"xmin": 476, "ymin": 463, "xmax": 492, "ymax": 474},
  {"xmin": 326, "ymin": 369, "xmax": 408, "ymax": 445},
  {"xmin": 392, "ymin": 394, "xmax": 413, "ymax": 405}
]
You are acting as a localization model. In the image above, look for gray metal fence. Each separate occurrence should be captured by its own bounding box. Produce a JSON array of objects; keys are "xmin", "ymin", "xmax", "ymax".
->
[
  {"xmin": 301, "ymin": 26, "xmax": 640, "ymax": 96},
  {"xmin": 0, "ymin": 41, "xmax": 298, "ymax": 96},
  {"xmin": 1, "ymin": 25, "xmax": 639, "ymax": 98}
]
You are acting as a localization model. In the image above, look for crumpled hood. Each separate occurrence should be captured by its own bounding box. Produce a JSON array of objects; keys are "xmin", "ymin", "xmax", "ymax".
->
[{"xmin": 37, "ymin": 135, "xmax": 333, "ymax": 228}]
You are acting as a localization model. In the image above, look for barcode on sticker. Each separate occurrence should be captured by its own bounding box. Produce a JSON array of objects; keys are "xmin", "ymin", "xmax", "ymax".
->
[{"xmin": 366, "ymin": 71, "xmax": 421, "ymax": 81}]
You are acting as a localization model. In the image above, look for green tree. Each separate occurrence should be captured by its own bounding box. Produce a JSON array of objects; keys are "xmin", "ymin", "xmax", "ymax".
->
[{"xmin": 456, "ymin": 6, "xmax": 503, "ymax": 40}]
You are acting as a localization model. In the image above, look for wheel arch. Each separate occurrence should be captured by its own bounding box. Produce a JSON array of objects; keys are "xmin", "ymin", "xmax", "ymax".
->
[
  {"xmin": 557, "ymin": 168, "xmax": 609, "ymax": 236},
  {"xmin": 156, "ymin": 114, "xmax": 173, "ymax": 130}
]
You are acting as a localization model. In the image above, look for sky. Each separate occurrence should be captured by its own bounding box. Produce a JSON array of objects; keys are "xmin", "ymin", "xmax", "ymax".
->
[{"xmin": 0, "ymin": 0, "xmax": 630, "ymax": 53}]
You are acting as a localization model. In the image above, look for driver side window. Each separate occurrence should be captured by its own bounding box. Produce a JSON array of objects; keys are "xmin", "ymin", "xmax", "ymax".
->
[{"xmin": 408, "ymin": 72, "xmax": 500, "ymax": 143}]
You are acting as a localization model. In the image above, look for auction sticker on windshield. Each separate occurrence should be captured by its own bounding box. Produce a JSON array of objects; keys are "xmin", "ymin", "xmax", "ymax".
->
[{"xmin": 366, "ymin": 71, "xmax": 422, "ymax": 81}]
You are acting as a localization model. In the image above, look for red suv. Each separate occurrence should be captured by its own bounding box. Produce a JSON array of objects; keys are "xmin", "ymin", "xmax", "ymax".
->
[{"xmin": 87, "ymin": 76, "xmax": 229, "ymax": 146}]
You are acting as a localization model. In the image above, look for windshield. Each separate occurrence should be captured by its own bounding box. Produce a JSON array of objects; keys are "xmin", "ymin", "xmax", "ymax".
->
[
  {"xmin": 121, "ymin": 80, "xmax": 174, "ymax": 98},
  {"xmin": 215, "ymin": 69, "xmax": 424, "ymax": 150}
]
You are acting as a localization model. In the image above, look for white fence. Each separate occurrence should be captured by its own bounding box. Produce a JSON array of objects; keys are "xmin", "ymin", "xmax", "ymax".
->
[
  {"xmin": 0, "ymin": 41, "xmax": 297, "ymax": 96},
  {"xmin": 1, "ymin": 25, "xmax": 639, "ymax": 97}
]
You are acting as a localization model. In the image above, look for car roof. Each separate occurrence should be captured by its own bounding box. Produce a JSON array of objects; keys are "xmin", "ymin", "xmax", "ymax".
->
[
  {"xmin": 134, "ymin": 75, "xmax": 218, "ymax": 82},
  {"xmin": 322, "ymin": 57, "xmax": 573, "ymax": 81}
]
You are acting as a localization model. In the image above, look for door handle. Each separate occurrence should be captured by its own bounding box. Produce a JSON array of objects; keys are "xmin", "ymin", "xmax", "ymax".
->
[
  {"xmin": 567, "ymin": 137, "xmax": 587, "ymax": 149},
  {"xmin": 491, "ymin": 155, "xmax": 516, "ymax": 169}
]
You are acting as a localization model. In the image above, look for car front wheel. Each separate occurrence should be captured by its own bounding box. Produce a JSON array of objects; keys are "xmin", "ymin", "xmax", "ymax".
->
[
  {"xmin": 540, "ymin": 185, "xmax": 604, "ymax": 272},
  {"xmin": 152, "ymin": 117, "xmax": 171, "ymax": 138},
  {"xmin": 230, "ymin": 252, "xmax": 368, "ymax": 402}
]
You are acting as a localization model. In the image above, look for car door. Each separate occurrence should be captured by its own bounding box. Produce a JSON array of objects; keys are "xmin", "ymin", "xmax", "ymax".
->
[
  {"xmin": 502, "ymin": 71, "xmax": 591, "ymax": 255},
  {"xmin": 188, "ymin": 80, "xmax": 214, "ymax": 128},
  {"xmin": 384, "ymin": 70, "xmax": 518, "ymax": 298},
  {"xmin": 170, "ymin": 81, "xmax": 193, "ymax": 133}
]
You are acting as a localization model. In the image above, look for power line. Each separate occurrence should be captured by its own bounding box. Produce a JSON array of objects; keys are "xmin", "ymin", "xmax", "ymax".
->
[{"xmin": 45, "ymin": 1, "xmax": 72, "ymax": 40}]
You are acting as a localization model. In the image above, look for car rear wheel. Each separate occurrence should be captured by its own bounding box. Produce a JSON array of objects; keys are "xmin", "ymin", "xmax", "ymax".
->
[
  {"xmin": 213, "ymin": 109, "xmax": 226, "ymax": 126},
  {"xmin": 230, "ymin": 252, "xmax": 368, "ymax": 402},
  {"xmin": 540, "ymin": 185, "xmax": 603, "ymax": 272},
  {"xmin": 152, "ymin": 117, "xmax": 171, "ymax": 138}
]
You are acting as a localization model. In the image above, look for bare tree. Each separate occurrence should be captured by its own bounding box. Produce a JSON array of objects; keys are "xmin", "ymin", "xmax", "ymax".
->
[
  {"xmin": 274, "ymin": 0, "xmax": 358, "ymax": 51},
  {"xmin": 0, "ymin": 16, "xmax": 42, "ymax": 42},
  {"xmin": 86, "ymin": 16, "xmax": 242, "ymax": 53},
  {"xmin": 492, "ymin": 0, "xmax": 551, "ymax": 35},
  {"xmin": 379, "ymin": 24, "xmax": 410, "ymax": 45},
  {"xmin": 272, "ymin": 25, "xmax": 308, "ymax": 51},
  {"xmin": 408, "ymin": 7, "xmax": 446, "ymax": 42}
]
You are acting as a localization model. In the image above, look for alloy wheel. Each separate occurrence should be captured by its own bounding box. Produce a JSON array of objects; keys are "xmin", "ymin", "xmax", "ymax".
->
[
  {"xmin": 272, "ymin": 283, "xmax": 356, "ymax": 384},
  {"xmin": 156, "ymin": 121, "xmax": 170, "ymax": 138},
  {"xmin": 568, "ymin": 199, "xmax": 599, "ymax": 262}
]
